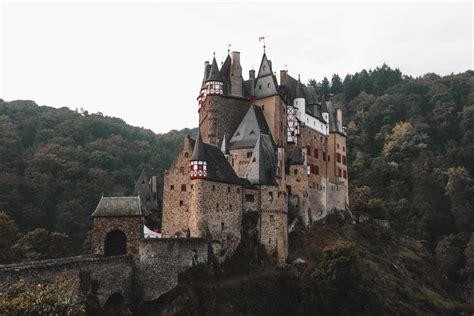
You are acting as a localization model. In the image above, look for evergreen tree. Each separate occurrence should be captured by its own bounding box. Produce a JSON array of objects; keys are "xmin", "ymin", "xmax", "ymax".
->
[
  {"xmin": 330, "ymin": 74, "xmax": 343, "ymax": 94},
  {"xmin": 321, "ymin": 77, "xmax": 330, "ymax": 99}
]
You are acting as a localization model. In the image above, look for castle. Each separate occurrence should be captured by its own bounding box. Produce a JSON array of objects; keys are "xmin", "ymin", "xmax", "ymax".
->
[
  {"xmin": 91, "ymin": 48, "xmax": 349, "ymax": 264},
  {"xmin": 0, "ymin": 48, "xmax": 349, "ymax": 309}
]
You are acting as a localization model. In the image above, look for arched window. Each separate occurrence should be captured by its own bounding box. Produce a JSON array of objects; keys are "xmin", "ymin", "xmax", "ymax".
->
[{"xmin": 104, "ymin": 230, "xmax": 127, "ymax": 256}]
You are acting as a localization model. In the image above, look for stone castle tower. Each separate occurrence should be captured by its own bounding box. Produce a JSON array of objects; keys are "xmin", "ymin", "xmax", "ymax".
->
[{"xmin": 161, "ymin": 48, "xmax": 349, "ymax": 262}]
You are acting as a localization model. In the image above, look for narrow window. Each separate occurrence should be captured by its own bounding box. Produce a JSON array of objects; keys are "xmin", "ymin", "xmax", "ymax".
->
[
  {"xmin": 343, "ymin": 170, "xmax": 347, "ymax": 179},
  {"xmin": 268, "ymin": 192, "xmax": 274, "ymax": 202},
  {"xmin": 294, "ymin": 169, "xmax": 298, "ymax": 175},
  {"xmin": 170, "ymin": 185, "xmax": 174, "ymax": 190},
  {"xmin": 179, "ymin": 200, "xmax": 184, "ymax": 206},
  {"xmin": 184, "ymin": 152, "xmax": 189, "ymax": 158},
  {"xmin": 191, "ymin": 184, "xmax": 193, "ymax": 190},
  {"xmin": 227, "ymin": 186, "xmax": 231, "ymax": 193},
  {"xmin": 229, "ymin": 204, "xmax": 232, "ymax": 210},
  {"xmin": 315, "ymin": 166, "xmax": 319, "ymax": 175},
  {"xmin": 247, "ymin": 152, "xmax": 252, "ymax": 158},
  {"xmin": 180, "ymin": 167, "xmax": 185, "ymax": 174},
  {"xmin": 221, "ymin": 222, "xmax": 225, "ymax": 231},
  {"xmin": 212, "ymin": 185, "xmax": 215, "ymax": 191},
  {"xmin": 323, "ymin": 152, "xmax": 326, "ymax": 161},
  {"xmin": 343, "ymin": 156, "xmax": 347, "ymax": 165},
  {"xmin": 314, "ymin": 148, "xmax": 318, "ymax": 158},
  {"xmin": 237, "ymin": 188, "xmax": 240, "ymax": 193},
  {"xmin": 181, "ymin": 184, "xmax": 186, "ymax": 192},
  {"xmin": 216, "ymin": 203, "xmax": 219, "ymax": 210},
  {"xmin": 245, "ymin": 194, "xmax": 254, "ymax": 202},
  {"xmin": 337, "ymin": 144, "xmax": 340, "ymax": 149},
  {"xmin": 337, "ymin": 153, "xmax": 341, "ymax": 163},
  {"xmin": 343, "ymin": 146, "xmax": 346, "ymax": 152}
]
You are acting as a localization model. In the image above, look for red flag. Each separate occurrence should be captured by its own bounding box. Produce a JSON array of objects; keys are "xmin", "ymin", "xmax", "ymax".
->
[{"xmin": 258, "ymin": 36, "xmax": 265, "ymax": 43}]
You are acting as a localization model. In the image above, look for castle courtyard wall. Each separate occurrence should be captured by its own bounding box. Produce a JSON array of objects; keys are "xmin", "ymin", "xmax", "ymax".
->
[{"xmin": 92, "ymin": 216, "xmax": 143, "ymax": 256}]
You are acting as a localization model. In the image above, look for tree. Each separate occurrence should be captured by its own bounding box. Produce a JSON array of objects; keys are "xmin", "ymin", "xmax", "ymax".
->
[
  {"xmin": 0, "ymin": 212, "xmax": 19, "ymax": 264},
  {"xmin": 321, "ymin": 77, "xmax": 330, "ymax": 99},
  {"xmin": 12, "ymin": 228, "xmax": 74, "ymax": 262},
  {"xmin": 330, "ymin": 74, "xmax": 343, "ymax": 94}
]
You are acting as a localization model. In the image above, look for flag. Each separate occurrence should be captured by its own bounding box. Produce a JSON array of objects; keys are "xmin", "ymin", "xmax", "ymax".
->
[{"xmin": 258, "ymin": 36, "xmax": 265, "ymax": 43}]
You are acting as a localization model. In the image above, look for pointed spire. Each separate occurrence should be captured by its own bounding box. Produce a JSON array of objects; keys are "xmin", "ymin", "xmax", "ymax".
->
[
  {"xmin": 295, "ymin": 74, "xmax": 305, "ymax": 99},
  {"xmin": 206, "ymin": 55, "xmax": 222, "ymax": 82},
  {"xmin": 220, "ymin": 134, "xmax": 229, "ymax": 155},
  {"xmin": 191, "ymin": 130, "xmax": 206, "ymax": 161}
]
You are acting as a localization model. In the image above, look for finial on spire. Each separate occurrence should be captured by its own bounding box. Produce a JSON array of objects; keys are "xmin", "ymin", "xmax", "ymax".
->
[
  {"xmin": 263, "ymin": 44, "xmax": 266, "ymax": 54},
  {"xmin": 298, "ymin": 74, "xmax": 301, "ymax": 81},
  {"xmin": 213, "ymin": 51, "xmax": 216, "ymax": 58},
  {"xmin": 227, "ymin": 44, "xmax": 231, "ymax": 55}
]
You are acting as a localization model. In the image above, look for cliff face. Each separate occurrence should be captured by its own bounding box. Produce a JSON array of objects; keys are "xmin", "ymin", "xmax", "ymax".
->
[{"xmin": 139, "ymin": 217, "xmax": 473, "ymax": 315}]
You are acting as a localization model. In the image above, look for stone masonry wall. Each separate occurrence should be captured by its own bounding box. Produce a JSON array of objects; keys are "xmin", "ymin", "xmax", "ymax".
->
[
  {"xmin": 162, "ymin": 136, "xmax": 195, "ymax": 237},
  {"xmin": 286, "ymin": 164, "xmax": 310, "ymax": 226},
  {"xmin": 0, "ymin": 255, "xmax": 133, "ymax": 307},
  {"xmin": 191, "ymin": 180, "xmax": 243, "ymax": 258},
  {"xmin": 254, "ymin": 95, "xmax": 287, "ymax": 148},
  {"xmin": 229, "ymin": 147, "xmax": 253, "ymax": 178},
  {"xmin": 137, "ymin": 238, "xmax": 208, "ymax": 302},
  {"xmin": 199, "ymin": 95, "xmax": 250, "ymax": 146},
  {"xmin": 259, "ymin": 185, "xmax": 288, "ymax": 260},
  {"xmin": 92, "ymin": 216, "xmax": 143, "ymax": 256}
]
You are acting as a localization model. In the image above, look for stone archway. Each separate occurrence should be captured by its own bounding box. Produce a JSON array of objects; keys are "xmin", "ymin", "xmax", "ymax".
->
[{"xmin": 104, "ymin": 230, "xmax": 127, "ymax": 256}]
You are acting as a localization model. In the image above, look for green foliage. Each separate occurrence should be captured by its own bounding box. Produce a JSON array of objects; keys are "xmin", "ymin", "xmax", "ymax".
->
[
  {"xmin": 0, "ymin": 99, "xmax": 196, "ymax": 256},
  {"xmin": 12, "ymin": 228, "xmax": 74, "ymax": 261},
  {"xmin": 0, "ymin": 273, "xmax": 85, "ymax": 314},
  {"xmin": 0, "ymin": 212, "xmax": 20, "ymax": 264}
]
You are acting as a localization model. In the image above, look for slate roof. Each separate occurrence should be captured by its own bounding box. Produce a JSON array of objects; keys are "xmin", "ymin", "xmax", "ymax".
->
[
  {"xmin": 326, "ymin": 100, "xmax": 344, "ymax": 133},
  {"xmin": 245, "ymin": 134, "xmax": 277, "ymax": 185},
  {"xmin": 295, "ymin": 77, "xmax": 305, "ymax": 99},
  {"xmin": 289, "ymin": 148, "xmax": 305, "ymax": 165},
  {"xmin": 207, "ymin": 57, "xmax": 222, "ymax": 82},
  {"xmin": 191, "ymin": 130, "xmax": 206, "ymax": 161},
  {"xmin": 91, "ymin": 196, "xmax": 143, "ymax": 217},
  {"xmin": 189, "ymin": 137, "xmax": 248, "ymax": 185},
  {"xmin": 229, "ymin": 105, "xmax": 274, "ymax": 150}
]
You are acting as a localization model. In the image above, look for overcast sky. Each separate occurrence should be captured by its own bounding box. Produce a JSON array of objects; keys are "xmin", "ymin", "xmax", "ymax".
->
[{"xmin": 1, "ymin": 1, "xmax": 472, "ymax": 133}]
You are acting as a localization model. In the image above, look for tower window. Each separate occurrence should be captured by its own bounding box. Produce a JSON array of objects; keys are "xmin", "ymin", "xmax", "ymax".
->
[
  {"xmin": 185, "ymin": 152, "xmax": 189, "ymax": 158},
  {"xmin": 268, "ymin": 192, "xmax": 273, "ymax": 202},
  {"xmin": 267, "ymin": 83, "xmax": 271, "ymax": 88},
  {"xmin": 343, "ymin": 156, "xmax": 347, "ymax": 165},
  {"xmin": 343, "ymin": 170, "xmax": 347, "ymax": 179},
  {"xmin": 337, "ymin": 143, "xmax": 340, "ymax": 149},
  {"xmin": 170, "ymin": 185, "xmax": 174, "ymax": 190},
  {"xmin": 259, "ymin": 85, "xmax": 262, "ymax": 90},
  {"xmin": 337, "ymin": 153, "xmax": 341, "ymax": 163},
  {"xmin": 212, "ymin": 185, "xmax": 215, "ymax": 191},
  {"xmin": 294, "ymin": 169, "xmax": 298, "ymax": 175},
  {"xmin": 179, "ymin": 200, "xmax": 183, "ymax": 206},
  {"xmin": 343, "ymin": 146, "xmax": 346, "ymax": 152},
  {"xmin": 229, "ymin": 204, "xmax": 232, "ymax": 210},
  {"xmin": 221, "ymin": 222, "xmax": 225, "ymax": 231},
  {"xmin": 227, "ymin": 186, "xmax": 231, "ymax": 193},
  {"xmin": 216, "ymin": 203, "xmax": 219, "ymax": 210},
  {"xmin": 314, "ymin": 149, "xmax": 318, "ymax": 158},
  {"xmin": 323, "ymin": 152, "xmax": 326, "ymax": 161},
  {"xmin": 181, "ymin": 184, "xmax": 186, "ymax": 192},
  {"xmin": 247, "ymin": 152, "xmax": 252, "ymax": 158}
]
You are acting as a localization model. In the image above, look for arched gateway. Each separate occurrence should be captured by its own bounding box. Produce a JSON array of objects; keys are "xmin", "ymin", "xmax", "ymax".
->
[{"xmin": 104, "ymin": 230, "xmax": 127, "ymax": 256}]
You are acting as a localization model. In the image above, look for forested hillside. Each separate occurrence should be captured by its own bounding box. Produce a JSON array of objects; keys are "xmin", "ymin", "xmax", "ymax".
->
[
  {"xmin": 0, "ymin": 67, "xmax": 473, "ymax": 268},
  {"xmin": 0, "ymin": 99, "xmax": 197, "ymax": 261}
]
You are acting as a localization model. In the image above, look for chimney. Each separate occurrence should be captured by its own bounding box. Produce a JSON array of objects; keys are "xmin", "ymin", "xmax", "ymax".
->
[
  {"xmin": 280, "ymin": 70, "xmax": 287, "ymax": 86},
  {"xmin": 230, "ymin": 51, "xmax": 243, "ymax": 97},
  {"xmin": 249, "ymin": 69, "xmax": 255, "ymax": 80},
  {"xmin": 336, "ymin": 109, "xmax": 343, "ymax": 132}
]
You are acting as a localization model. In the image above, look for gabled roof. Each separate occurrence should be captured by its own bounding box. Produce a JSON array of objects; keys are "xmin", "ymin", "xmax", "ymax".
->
[
  {"xmin": 206, "ymin": 56, "xmax": 222, "ymax": 82},
  {"xmin": 289, "ymin": 148, "xmax": 305, "ymax": 165},
  {"xmin": 91, "ymin": 196, "xmax": 143, "ymax": 217},
  {"xmin": 189, "ymin": 137, "xmax": 248, "ymax": 185},
  {"xmin": 191, "ymin": 130, "xmax": 206, "ymax": 161},
  {"xmin": 229, "ymin": 105, "xmax": 274, "ymax": 150},
  {"xmin": 133, "ymin": 169, "xmax": 149, "ymax": 196},
  {"xmin": 245, "ymin": 134, "xmax": 277, "ymax": 185},
  {"xmin": 254, "ymin": 53, "xmax": 279, "ymax": 99}
]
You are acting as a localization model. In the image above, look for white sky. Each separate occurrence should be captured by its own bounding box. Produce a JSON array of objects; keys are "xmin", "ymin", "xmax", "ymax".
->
[{"xmin": 1, "ymin": 1, "xmax": 472, "ymax": 133}]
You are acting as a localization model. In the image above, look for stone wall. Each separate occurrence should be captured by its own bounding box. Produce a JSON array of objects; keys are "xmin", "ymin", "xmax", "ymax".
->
[
  {"xmin": 326, "ymin": 181, "xmax": 347, "ymax": 212},
  {"xmin": 254, "ymin": 95, "xmax": 287, "ymax": 148},
  {"xmin": 199, "ymin": 95, "xmax": 250, "ymax": 146},
  {"xmin": 162, "ymin": 136, "xmax": 195, "ymax": 237},
  {"xmin": 328, "ymin": 132, "xmax": 349, "ymax": 207},
  {"xmin": 286, "ymin": 164, "xmax": 310, "ymax": 225},
  {"xmin": 191, "ymin": 180, "xmax": 243, "ymax": 258},
  {"xmin": 137, "ymin": 238, "xmax": 208, "ymax": 302},
  {"xmin": 229, "ymin": 147, "xmax": 253, "ymax": 178},
  {"xmin": 259, "ymin": 185, "xmax": 288, "ymax": 261},
  {"xmin": 0, "ymin": 255, "xmax": 133, "ymax": 307},
  {"xmin": 92, "ymin": 216, "xmax": 144, "ymax": 256}
]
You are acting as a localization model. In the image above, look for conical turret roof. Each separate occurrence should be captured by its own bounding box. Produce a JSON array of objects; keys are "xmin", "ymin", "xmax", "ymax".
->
[
  {"xmin": 206, "ymin": 56, "xmax": 222, "ymax": 82},
  {"xmin": 295, "ymin": 75, "xmax": 305, "ymax": 99},
  {"xmin": 191, "ymin": 130, "xmax": 206, "ymax": 161}
]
